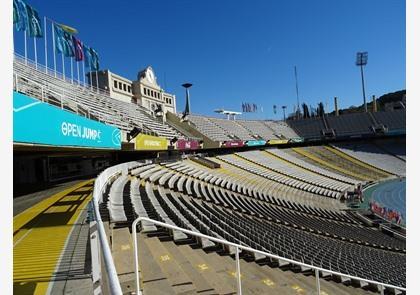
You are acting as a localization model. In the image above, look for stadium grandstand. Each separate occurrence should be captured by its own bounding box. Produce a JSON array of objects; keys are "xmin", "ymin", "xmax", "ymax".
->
[{"xmin": 12, "ymin": 1, "xmax": 406, "ymax": 295}]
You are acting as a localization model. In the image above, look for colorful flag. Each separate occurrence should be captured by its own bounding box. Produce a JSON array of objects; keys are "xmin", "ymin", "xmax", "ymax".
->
[
  {"xmin": 54, "ymin": 23, "xmax": 74, "ymax": 57},
  {"xmin": 90, "ymin": 47, "xmax": 99, "ymax": 70},
  {"xmin": 72, "ymin": 36, "xmax": 84, "ymax": 61},
  {"xmin": 26, "ymin": 4, "xmax": 43, "ymax": 37},
  {"xmin": 14, "ymin": 0, "xmax": 28, "ymax": 31},
  {"xmin": 13, "ymin": 0, "xmax": 19, "ymax": 24},
  {"xmin": 83, "ymin": 44, "xmax": 92, "ymax": 69},
  {"xmin": 60, "ymin": 23, "xmax": 78, "ymax": 34}
]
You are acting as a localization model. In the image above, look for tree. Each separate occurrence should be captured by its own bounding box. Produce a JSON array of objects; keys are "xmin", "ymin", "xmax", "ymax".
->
[
  {"xmin": 302, "ymin": 103, "xmax": 310, "ymax": 118},
  {"xmin": 317, "ymin": 102, "xmax": 325, "ymax": 117}
]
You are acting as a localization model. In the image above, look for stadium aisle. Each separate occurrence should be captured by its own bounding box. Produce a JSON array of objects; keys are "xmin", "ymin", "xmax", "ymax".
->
[{"xmin": 13, "ymin": 180, "xmax": 94, "ymax": 295}]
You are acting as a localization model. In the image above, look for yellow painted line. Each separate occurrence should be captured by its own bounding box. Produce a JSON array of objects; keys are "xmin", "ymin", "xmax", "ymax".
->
[
  {"xmin": 14, "ymin": 179, "xmax": 93, "ymax": 232},
  {"xmin": 292, "ymin": 147, "xmax": 369, "ymax": 181},
  {"xmin": 13, "ymin": 180, "xmax": 94, "ymax": 295},
  {"xmin": 325, "ymin": 145, "xmax": 391, "ymax": 177},
  {"xmin": 262, "ymin": 278, "xmax": 275, "ymax": 286},
  {"xmin": 159, "ymin": 254, "xmax": 171, "ymax": 262},
  {"xmin": 197, "ymin": 263, "xmax": 209, "ymax": 271}
]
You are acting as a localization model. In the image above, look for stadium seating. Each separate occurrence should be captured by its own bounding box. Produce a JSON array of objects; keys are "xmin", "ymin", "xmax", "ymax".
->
[
  {"xmin": 333, "ymin": 142, "xmax": 406, "ymax": 176},
  {"xmin": 13, "ymin": 54, "xmax": 185, "ymax": 140},
  {"xmin": 263, "ymin": 120, "xmax": 300, "ymax": 139},
  {"xmin": 100, "ymin": 158, "xmax": 406, "ymax": 290},
  {"xmin": 326, "ymin": 113, "xmax": 375, "ymax": 137},
  {"xmin": 286, "ymin": 117, "xmax": 326, "ymax": 139}
]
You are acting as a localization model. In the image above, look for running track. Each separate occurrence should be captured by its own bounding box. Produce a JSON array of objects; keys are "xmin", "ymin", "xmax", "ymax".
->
[{"xmin": 371, "ymin": 179, "xmax": 406, "ymax": 221}]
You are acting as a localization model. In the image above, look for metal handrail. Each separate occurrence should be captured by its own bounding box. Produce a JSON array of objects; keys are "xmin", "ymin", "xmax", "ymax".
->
[
  {"xmin": 91, "ymin": 161, "xmax": 143, "ymax": 294},
  {"xmin": 132, "ymin": 217, "xmax": 406, "ymax": 295}
]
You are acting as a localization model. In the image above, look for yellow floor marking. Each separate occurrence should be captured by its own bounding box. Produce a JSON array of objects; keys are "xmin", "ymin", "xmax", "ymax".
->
[
  {"xmin": 13, "ymin": 180, "xmax": 94, "ymax": 295},
  {"xmin": 324, "ymin": 145, "xmax": 391, "ymax": 177},
  {"xmin": 262, "ymin": 278, "xmax": 275, "ymax": 286},
  {"xmin": 321, "ymin": 291, "xmax": 329, "ymax": 295},
  {"xmin": 197, "ymin": 263, "xmax": 209, "ymax": 271},
  {"xmin": 291, "ymin": 284, "xmax": 305, "ymax": 293},
  {"xmin": 159, "ymin": 254, "xmax": 171, "ymax": 262},
  {"xmin": 292, "ymin": 147, "xmax": 370, "ymax": 181},
  {"xmin": 228, "ymin": 271, "xmax": 243, "ymax": 278},
  {"xmin": 121, "ymin": 244, "xmax": 131, "ymax": 251}
]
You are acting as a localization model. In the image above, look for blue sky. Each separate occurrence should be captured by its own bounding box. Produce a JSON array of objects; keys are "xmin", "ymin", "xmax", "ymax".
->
[{"xmin": 13, "ymin": 0, "xmax": 406, "ymax": 119}]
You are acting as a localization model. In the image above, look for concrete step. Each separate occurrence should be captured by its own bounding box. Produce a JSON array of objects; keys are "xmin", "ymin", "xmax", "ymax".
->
[
  {"xmin": 137, "ymin": 233, "xmax": 176, "ymax": 295},
  {"xmin": 143, "ymin": 236, "xmax": 196, "ymax": 294},
  {"xmin": 112, "ymin": 227, "xmax": 136, "ymax": 294},
  {"xmin": 162, "ymin": 241, "xmax": 217, "ymax": 294},
  {"xmin": 177, "ymin": 245, "xmax": 236, "ymax": 295}
]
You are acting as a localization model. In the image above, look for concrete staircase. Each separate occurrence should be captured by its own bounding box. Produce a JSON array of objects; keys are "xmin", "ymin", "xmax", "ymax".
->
[{"xmin": 111, "ymin": 229, "xmax": 378, "ymax": 295}]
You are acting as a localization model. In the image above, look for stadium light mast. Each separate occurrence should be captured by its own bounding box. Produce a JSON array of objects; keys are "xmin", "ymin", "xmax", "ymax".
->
[
  {"xmin": 282, "ymin": 105, "xmax": 287, "ymax": 121},
  {"xmin": 356, "ymin": 52, "xmax": 368, "ymax": 113},
  {"xmin": 182, "ymin": 83, "xmax": 193, "ymax": 118}
]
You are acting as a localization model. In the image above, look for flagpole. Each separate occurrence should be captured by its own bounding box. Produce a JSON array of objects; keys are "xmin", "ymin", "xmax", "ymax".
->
[
  {"xmin": 62, "ymin": 54, "xmax": 65, "ymax": 80},
  {"xmin": 76, "ymin": 61, "xmax": 80, "ymax": 85},
  {"xmin": 34, "ymin": 37, "xmax": 38, "ymax": 70},
  {"xmin": 90, "ymin": 69, "xmax": 93, "ymax": 90},
  {"xmin": 52, "ymin": 21, "xmax": 57, "ymax": 77},
  {"xmin": 82, "ymin": 62, "xmax": 86, "ymax": 86},
  {"xmin": 70, "ymin": 57, "xmax": 74, "ymax": 84},
  {"xmin": 44, "ymin": 16, "xmax": 48, "ymax": 73},
  {"xmin": 24, "ymin": 30, "xmax": 27, "ymax": 65},
  {"xmin": 96, "ymin": 71, "xmax": 99, "ymax": 93}
]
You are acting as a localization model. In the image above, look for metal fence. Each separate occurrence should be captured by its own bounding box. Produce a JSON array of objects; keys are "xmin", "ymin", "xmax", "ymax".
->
[
  {"xmin": 90, "ymin": 162, "xmax": 406, "ymax": 295},
  {"xmin": 132, "ymin": 217, "xmax": 406, "ymax": 295}
]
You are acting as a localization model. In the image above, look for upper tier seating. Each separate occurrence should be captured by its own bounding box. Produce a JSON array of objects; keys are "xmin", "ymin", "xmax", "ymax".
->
[
  {"xmin": 207, "ymin": 118, "xmax": 255, "ymax": 141},
  {"xmin": 186, "ymin": 115, "xmax": 232, "ymax": 142},
  {"xmin": 235, "ymin": 120, "xmax": 278, "ymax": 140},
  {"xmin": 286, "ymin": 118, "xmax": 325, "ymax": 139},
  {"xmin": 262, "ymin": 121, "xmax": 300, "ymax": 139},
  {"xmin": 326, "ymin": 113, "xmax": 375, "ymax": 137},
  {"xmin": 372, "ymin": 110, "xmax": 406, "ymax": 131},
  {"xmin": 13, "ymin": 55, "xmax": 184, "ymax": 140},
  {"xmin": 333, "ymin": 143, "xmax": 406, "ymax": 176}
]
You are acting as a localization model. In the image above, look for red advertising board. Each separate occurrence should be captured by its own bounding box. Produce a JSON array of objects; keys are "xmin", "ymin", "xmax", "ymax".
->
[
  {"xmin": 223, "ymin": 140, "xmax": 244, "ymax": 148},
  {"xmin": 176, "ymin": 139, "xmax": 200, "ymax": 150}
]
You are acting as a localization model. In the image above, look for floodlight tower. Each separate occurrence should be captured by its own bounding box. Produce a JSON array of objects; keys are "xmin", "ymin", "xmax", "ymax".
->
[
  {"xmin": 182, "ymin": 83, "xmax": 193, "ymax": 117},
  {"xmin": 282, "ymin": 105, "xmax": 287, "ymax": 121},
  {"xmin": 356, "ymin": 52, "xmax": 368, "ymax": 113}
]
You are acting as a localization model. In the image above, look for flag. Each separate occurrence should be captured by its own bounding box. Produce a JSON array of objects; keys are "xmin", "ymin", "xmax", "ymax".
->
[
  {"xmin": 26, "ymin": 4, "xmax": 43, "ymax": 37},
  {"xmin": 54, "ymin": 23, "xmax": 74, "ymax": 56},
  {"xmin": 14, "ymin": 0, "xmax": 28, "ymax": 31},
  {"xmin": 13, "ymin": 0, "xmax": 19, "ymax": 24},
  {"xmin": 72, "ymin": 36, "xmax": 84, "ymax": 61},
  {"xmin": 90, "ymin": 47, "xmax": 100, "ymax": 70},
  {"xmin": 83, "ymin": 44, "xmax": 92, "ymax": 69},
  {"xmin": 60, "ymin": 24, "xmax": 78, "ymax": 34}
]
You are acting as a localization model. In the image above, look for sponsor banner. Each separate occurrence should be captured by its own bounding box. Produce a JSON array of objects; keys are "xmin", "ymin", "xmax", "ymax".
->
[
  {"xmin": 13, "ymin": 92, "xmax": 121, "ymax": 149},
  {"xmin": 268, "ymin": 139, "xmax": 289, "ymax": 145},
  {"xmin": 246, "ymin": 140, "xmax": 266, "ymax": 147},
  {"xmin": 135, "ymin": 133, "xmax": 168, "ymax": 150},
  {"xmin": 176, "ymin": 139, "xmax": 200, "ymax": 150},
  {"xmin": 223, "ymin": 140, "xmax": 244, "ymax": 148}
]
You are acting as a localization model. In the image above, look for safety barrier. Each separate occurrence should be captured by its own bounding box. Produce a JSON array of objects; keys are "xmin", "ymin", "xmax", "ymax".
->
[{"xmin": 132, "ymin": 217, "xmax": 406, "ymax": 295}]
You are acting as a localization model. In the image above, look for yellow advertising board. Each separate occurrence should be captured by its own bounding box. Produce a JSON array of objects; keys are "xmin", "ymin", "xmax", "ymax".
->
[
  {"xmin": 135, "ymin": 134, "xmax": 168, "ymax": 150},
  {"xmin": 268, "ymin": 139, "xmax": 289, "ymax": 145}
]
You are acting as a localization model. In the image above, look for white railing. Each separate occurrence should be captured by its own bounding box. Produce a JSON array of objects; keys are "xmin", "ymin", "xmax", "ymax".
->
[
  {"xmin": 91, "ymin": 161, "xmax": 144, "ymax": 295},
  {"xmin": 14, "ymin": 52, "xmax": 111, "ymax": 96},
  {"xmin": 132, "ymin": 217, "xmax": 406, "ymax": 295}
]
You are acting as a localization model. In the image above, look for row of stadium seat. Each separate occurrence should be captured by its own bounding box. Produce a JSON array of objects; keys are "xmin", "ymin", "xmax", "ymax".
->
[
  {"xmin": 101, "ymin": 159, "xmax": 405, "ymax": 290},
  {"xmin": 287, "ymin": 111, "xmax": 405, "ymax": 139},
  {"xmin": 13, "ymin": 55, "xmax": 185, "ymax": 140}
]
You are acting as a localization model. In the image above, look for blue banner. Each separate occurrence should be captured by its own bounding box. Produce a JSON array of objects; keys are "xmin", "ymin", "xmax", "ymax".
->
[
  {"xmin": 13, "ymin": 92, "xmax": 121, "ymax": 149},
  {"xmin": 246, "ymin": 140, "xmax": 266, "ymax": 147}
]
